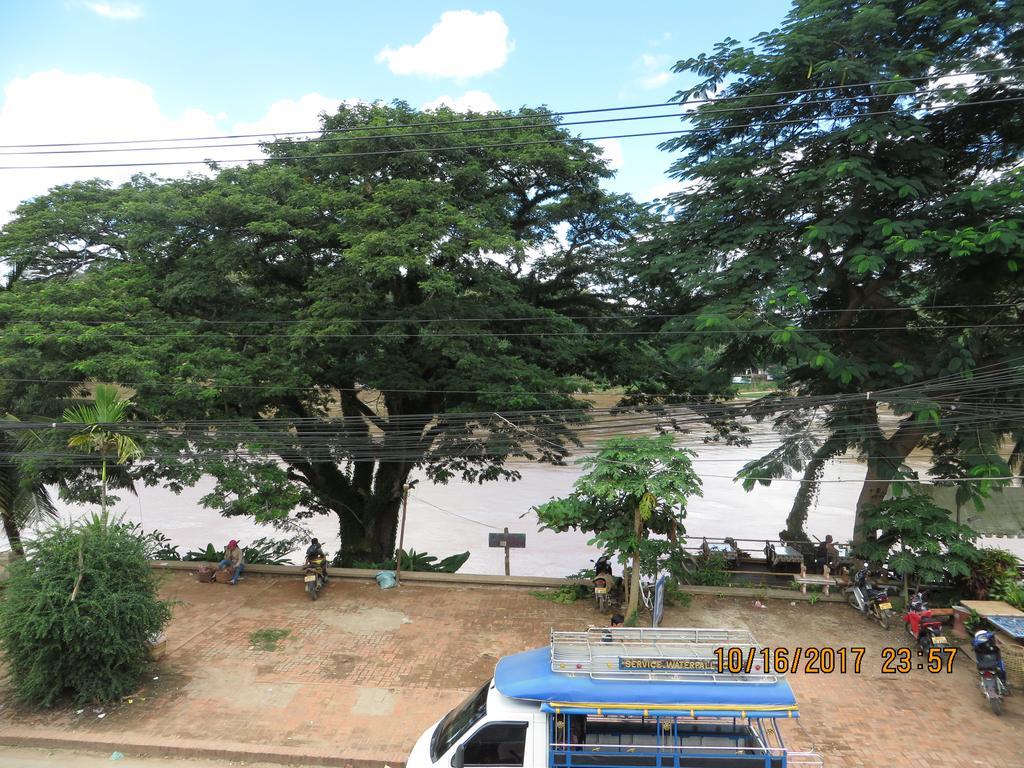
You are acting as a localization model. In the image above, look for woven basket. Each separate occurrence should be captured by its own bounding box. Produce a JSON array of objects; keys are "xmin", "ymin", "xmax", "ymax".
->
[{"xmin": 997, "ymin": 638, "xmax": 1024, "ymax": 687}]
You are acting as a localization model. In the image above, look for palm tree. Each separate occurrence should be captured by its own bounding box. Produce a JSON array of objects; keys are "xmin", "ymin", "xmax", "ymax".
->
[
  {"xmin": 62, "ymin": 385, "xmax": 143, "ymax": 520},
  {"xmin": 0, "ymin": 417, "xmax": 57, "ymax": 557}
]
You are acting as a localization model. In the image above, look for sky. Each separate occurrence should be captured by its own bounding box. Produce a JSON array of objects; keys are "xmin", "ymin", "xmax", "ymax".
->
[{"xmin": 0, "ymin": 0, "xmax": 794, "ymax": 224}]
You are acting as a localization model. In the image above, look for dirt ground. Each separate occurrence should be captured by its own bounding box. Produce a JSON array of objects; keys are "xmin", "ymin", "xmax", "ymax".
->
[{"xmin": 0, "ymin": 571, "xmax": 1021, "ymax": 768}]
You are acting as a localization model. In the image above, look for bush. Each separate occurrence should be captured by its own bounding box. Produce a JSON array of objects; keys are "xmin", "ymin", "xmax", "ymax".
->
[
  {"xmin": 119, "ymin": 522, "xmax": 181, "ymax": 561},
  {"xmin": 350, "ymin": 548, "xmax": 470, "ymax": 573},
  {"xmin": 969, "ymin": 548, "xmax": 1021, "ymax": 599},
  {"xmin": 690, "ymin": 552, "xmax": 730, "ymax": 587},
  {"xmin": 0, "ymin": 517, "xmax": 172, "ymax": 706},
  {"xmin": 182, "ymin": 536, "xmax": 301, "ymax": 565}
]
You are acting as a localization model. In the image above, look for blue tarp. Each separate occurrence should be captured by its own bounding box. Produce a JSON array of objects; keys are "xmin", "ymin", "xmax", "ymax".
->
[{"xmin": 494, "ymin": 648, "xmax": 799, "ymax": 719}]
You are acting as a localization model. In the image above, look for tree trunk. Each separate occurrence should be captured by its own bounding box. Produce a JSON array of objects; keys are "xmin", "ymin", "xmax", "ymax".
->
[
  {"xmin": 1, "ymin": 510, "xmax": 24, "ymax": 557},
  {"xmin": 782, "ymin": 436, "xmax": 846, "ymax": 542},
  {"xmin": 852, "ymin": 416, "xmax": 924, "ymax": 545},
  {"xmin": 626, "ymin": 503, "xmax": 642, "ymax": 619},
  {"xmin": 335, "ymin": 461, "xmax": 413, "ymax": 564}
]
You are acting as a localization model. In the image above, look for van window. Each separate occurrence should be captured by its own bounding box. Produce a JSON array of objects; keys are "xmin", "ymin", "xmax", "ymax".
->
[
  {"xmin": 431, "ymin": 682, "xmax": 490, "ymax": 762},
  {"xmin": 463, "ymin": 722, "xmax": 528, "ymax": 766}
]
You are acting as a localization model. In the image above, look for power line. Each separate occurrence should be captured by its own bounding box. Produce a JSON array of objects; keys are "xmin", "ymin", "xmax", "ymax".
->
[
  {"xmin": 3, "ymin": 96, "xmax": 1022, "ymax": 172},
  {"xmin": 2, "ymin": 63, "xmax": 1018, "ymax": 150},
  {"xmin": 1, "ymin": 83, "xmax": 1008, "ymax": 157}
]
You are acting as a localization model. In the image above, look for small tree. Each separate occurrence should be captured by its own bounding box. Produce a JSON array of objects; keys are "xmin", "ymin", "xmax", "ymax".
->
[
  {"xmin": 535, "ymin": 435, "xmax": 703, "ymax": 618},
  {"xmin": 0, "ymin": 416, "xmax": 57, "ymax": 556},
  {"xmin": 63, "ymin": 385, "xmax": 142, "ymax": 520},
  {"xmin": 0, "ymin": 518, "xmax": 171, "ymax": 706},
  {"xmin": 856, "ymin": 495, "xmax": 978, "ymax": 605}
]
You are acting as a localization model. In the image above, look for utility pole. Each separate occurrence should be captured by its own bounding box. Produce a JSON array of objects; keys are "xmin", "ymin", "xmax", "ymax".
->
[{"xmin": 395, "ymin": 483, "xmax": 410, "ymax": 586}]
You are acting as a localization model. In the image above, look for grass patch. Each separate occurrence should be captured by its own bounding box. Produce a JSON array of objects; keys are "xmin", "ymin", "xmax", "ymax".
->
[{"xmin": 249, "ymin": 628, "xmax": 290, "ymax": 651}]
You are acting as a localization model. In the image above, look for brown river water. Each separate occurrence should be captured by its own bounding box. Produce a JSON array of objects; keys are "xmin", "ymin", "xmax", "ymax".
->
[{"xmin": 4, "ymin": 420, "xmax": 1021, "ymax": 574}]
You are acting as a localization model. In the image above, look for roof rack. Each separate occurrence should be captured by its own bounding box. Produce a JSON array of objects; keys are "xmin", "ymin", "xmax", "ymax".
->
[{"xmin": 549, "ymin": 627, "xmax": 777, "ymax": 684}]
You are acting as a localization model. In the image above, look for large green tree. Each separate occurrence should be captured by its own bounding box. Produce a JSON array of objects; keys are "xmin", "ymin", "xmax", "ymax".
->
[
  {"xmin": 644, "ymin": 0, "xmax": 1024, "ymax": 542},
  {"xmin": 0, "ymin": 103, "xmax": 648, "ymax": 563}
]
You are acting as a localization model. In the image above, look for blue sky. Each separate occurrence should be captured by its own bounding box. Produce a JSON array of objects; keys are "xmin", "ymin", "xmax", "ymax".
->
[{"xmin": 0, "ymin": 0, "xmax": 793, "ymax": 220}]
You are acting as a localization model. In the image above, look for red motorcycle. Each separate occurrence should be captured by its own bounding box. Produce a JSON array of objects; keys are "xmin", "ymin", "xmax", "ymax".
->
[{"xmin": 903, "ymin": 591, "xmax": 947, "ymax": 652}]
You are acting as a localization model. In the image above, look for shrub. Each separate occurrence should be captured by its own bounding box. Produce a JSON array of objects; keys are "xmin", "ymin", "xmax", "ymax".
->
[
  {"xmin": 350, "ymin": 548, "xmax": 470, "ymax": 573},
  {"xmin": 690, "ymin": 552, "xmax": 730, "ymax": 587},
  {"xmin": 119, "ymin": 522, "xmax": 181, "ymax": 561},
  {"xmin": 182, "ymin": 536, "xmax": 302, "ymax": 565},
  {"xmin": 969, "ymin": 548, "xmax": 1020, "ymax": 599},
  {"xmin": 531, "ymin": 584, "xmax": 591, "ymax": 603},
  {"xmin": 0, "ymin": 517, "xmax": 172, "ymax": 706}
]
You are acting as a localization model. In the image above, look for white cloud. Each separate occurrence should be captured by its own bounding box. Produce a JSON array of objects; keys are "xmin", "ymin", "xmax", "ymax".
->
[
  {"xmin": 376, "ymin": 11, "xmax": 513, "ymax": 79},
  {"xmin": 636, "ymin": 52, "xmax": 674, "ymax": 91},
  {"xmin": 593, "ymin": 138, "xmax": 624, "ymax": 172},
  {"xmin": 84, "ymin": 2, "xmax": 143, "ymax": 19},
  {"xmin": 0, "ymin": 71, "xmax": 355, "ymax": 226},
  {"xmin": 421, "ymin": 90, "xmax": 499, "ymax": 113}
]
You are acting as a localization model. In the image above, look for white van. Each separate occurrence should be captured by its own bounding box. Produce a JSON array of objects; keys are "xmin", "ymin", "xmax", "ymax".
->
[{"xmin": 406, "ymin": 628, "xmax": 822, "ymax": 768}]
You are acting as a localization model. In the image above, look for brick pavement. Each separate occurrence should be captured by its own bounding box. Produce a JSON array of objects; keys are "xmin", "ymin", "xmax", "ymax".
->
[{"xmin": 0, "ymin": 572, "xmax": 1021, "ymax": 767}]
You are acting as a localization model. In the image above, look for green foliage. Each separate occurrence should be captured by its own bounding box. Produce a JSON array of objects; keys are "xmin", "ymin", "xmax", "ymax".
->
[
  {"xmin": 182, "ymin": 543, "xmax": 221, "ymax": 563},
  {"xmin": 808, "ymin": 594, "xmax": 820, "ymax": 606},
  {"xmin": 965, "ymin": 608, "xmax": 984, "ymax": 635},
  {"xmin": 0, "ymin": 518, "xmax": 171, "ymax": 706},
  {"xmin": 249, "ymin": 628, "xmax": 290, "ymax": 652},
  {"xmin": 688, "ymin": 552, "xmax": 731, "ymax": 587},
  {"xmin": 351, "ymin": 548, "xmax": 470, "ymax": 573},
  {"xmin": 989, "ymin": 572, "xmax": 1024, "ymax": 611},
  {"xmin": 182, "ymin": 537, "xmax": 301, "ymax": 565},
  {"xmin": 535, "ymin": 435, "xmax": 702, "ymax": 616},
  {"xmin": 642, "ymin": 0, "xmax": 1024, "ymax": 539},
  {"xmin": 969, "ymin": 548, "xmax": 1021, "ymax": 599},
  {"xmin": 0, "ymin": 101, "xmax": 650, "ymax": 565},
  {"xmin": 856, "ymin": 496, "xmax": 979, "ymax": 599},
  {"xmin": 663, "ymin": 579, "xmax": 692, "ymax": 608},
  {"xmin": 118, "ymin": 522, "xmax": 181, "ymax": 561},
  {"xmin": 531, "ymin": 584, "xmax": 591, "ymax": 604}
]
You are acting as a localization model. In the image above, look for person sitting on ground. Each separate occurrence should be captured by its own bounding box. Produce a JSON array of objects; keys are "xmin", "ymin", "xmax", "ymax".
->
[
  {"xmin": 218, "ymin": 539, "xmax": 245, "ymax": 585},
  {"xmin": 305, "ymin": 537, "xmax": 329, "ymax": 581}
]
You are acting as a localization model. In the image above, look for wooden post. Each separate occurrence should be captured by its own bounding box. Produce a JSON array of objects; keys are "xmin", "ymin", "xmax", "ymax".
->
[
  {"xmin": 503, "ymin": 527, "xmax": 511, "ymax": 576},
  {"xmin": 395, "ymin": 484, "xmax": 410, "ymax": 586},
  {"xmin": 823, "ymin": 564, "xmax": 831, "ymax": 596},
  {"xmin": 799, "ymin": 562, "xmax": 807, "ymax": 594}
]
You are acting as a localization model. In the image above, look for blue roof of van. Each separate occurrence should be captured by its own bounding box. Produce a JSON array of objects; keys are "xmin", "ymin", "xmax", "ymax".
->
[{"xmin": 494, "ymin": 647, "xmax": 799, "ymax": 719}]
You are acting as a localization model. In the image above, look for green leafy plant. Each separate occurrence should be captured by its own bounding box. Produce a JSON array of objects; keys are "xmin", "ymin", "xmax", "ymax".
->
[
  {"xmin": 0, "ymin": 518, "xmax": 171, "ymax": 706},
  {"xmin": 181, "ymin": 537, "xmax": 301, "ymax": 565},
  {"xmin": 808, "ymin": 594, "xmax": 820, "ymax": 606},
  {"xmin": 663, "ymin": 579, "xmax": 692, "ymax": 608},
  {"xmin": 536, "ymin": 435, "xmax": 703, "ymax": 617},
  {"xmin": 989, "ymin": 572, "xmax": 1024, "ymax": 611},
  {"xmin": 118, "ymin": 523, "xmax": 181, "ymax": 561},
  {"xmin": 690, "ymin": 552, "xmax": 730, "ymax": 587},
  {"xmin": 249, "ymin": 628, "xmax": 290, "ymax": 651},
  {"xmin": 531, "ymin": 584, "xmax": 591, "ymax": 604},
  {"xmin": 965, "ymin": 608, "xmax": 984, "ymax": 635},
  {"xmin": 62, "ymin": 385, "xmax": 142, "ymax": 521},
  {"xmin": 969, "ymin": 548, "xmax": 1021, "ymax": 599},
  {"xmin": 857, "ymin": 496, "xmax": 979, "ymax": 605},
  {"xmin": 182, "ymin": 543, "xmax": 221, "ymax": 563},
  {"xmin": 351, "ymin": 548, "xmax": 470, "ymax": 573}
]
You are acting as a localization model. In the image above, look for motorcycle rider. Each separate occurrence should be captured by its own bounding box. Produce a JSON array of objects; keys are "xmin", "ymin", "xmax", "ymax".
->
[{"xmin": 305, "ymin": 538, "xmax": 329, "ymax": 582}]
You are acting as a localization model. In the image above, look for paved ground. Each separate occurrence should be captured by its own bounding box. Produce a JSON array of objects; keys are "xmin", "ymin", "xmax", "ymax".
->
[
  {"xmin": 0, "ymin": 745, "xmax": 322, "ymax": 767},
  {"xmin": 0, "ymin": 571, "xmax": 1021, "ymax": 768}
]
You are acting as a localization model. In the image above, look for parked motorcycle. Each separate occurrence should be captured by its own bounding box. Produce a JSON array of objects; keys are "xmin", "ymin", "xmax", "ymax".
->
[
  {"xmin": 304, "ymin": 555, "xmax": 327, "ymax": 601},
  {"xmin": 903, "ymin": 591, "xmax": 947, "ymax": 652},
  {"xmin": 592, "ymin": 555, "xmax": 615, "ymax": 612},
  {"xmin": 846, "ymin": 564, "xmax": 894, "ymax": 629},
  {"xmin": 973, "ymin": 630, "xmax": 1011, "ymax": 715}
]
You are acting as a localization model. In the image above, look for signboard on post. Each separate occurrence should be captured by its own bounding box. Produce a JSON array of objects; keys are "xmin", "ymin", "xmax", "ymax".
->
[{"xmin": 488, "ymin": 528, "xmax": 526, "ymax": 575}]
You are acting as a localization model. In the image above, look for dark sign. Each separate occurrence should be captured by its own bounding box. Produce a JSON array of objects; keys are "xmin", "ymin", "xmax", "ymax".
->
[
  {"xmin": 653, "ymin": 575, "xmax": 667, "ymax": 628},
  {"xmin": 489, "ymin": 532, "xmax": 526, "ymax": 548},
  {"xmin": 618, "ymin": 657, "xmax": 717, "ymax": 672}
]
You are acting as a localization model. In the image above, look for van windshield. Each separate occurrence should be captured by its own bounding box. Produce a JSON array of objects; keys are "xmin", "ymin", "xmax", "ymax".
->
[{"xmin": 430, "ymin": 681, "xmax": 490, "ymax": 762}]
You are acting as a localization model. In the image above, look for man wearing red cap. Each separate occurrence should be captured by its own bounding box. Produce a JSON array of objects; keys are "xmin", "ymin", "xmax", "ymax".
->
[{"xmin": 218, "ymin": 540, "xmax": 245, "ymax": 585}]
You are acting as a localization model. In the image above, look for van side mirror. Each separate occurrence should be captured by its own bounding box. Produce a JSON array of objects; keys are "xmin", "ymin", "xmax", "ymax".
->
[{"xmin": 451, "ymin": 744, "xmax": 465, "ymax": 768}]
